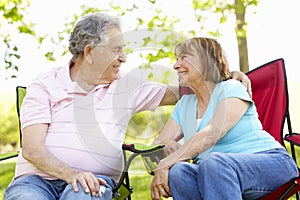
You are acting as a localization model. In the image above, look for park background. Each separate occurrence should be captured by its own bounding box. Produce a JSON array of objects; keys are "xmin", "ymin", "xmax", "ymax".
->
[{"xmin": 1, "ymin": 0, "xmax": 300, "ymax": 199}]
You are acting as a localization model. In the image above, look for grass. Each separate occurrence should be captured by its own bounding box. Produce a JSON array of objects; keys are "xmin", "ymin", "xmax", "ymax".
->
[{"xmin": 0, "ymin": 159, "xmax": 15, "ymax": 200}]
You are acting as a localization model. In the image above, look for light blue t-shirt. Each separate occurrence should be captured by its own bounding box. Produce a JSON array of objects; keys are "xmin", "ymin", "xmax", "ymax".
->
[{"xmin": 171, "ymin": 79, "xmax": 283, "ymax": 162}]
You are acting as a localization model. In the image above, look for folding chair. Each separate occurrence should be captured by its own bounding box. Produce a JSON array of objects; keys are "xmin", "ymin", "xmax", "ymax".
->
[
  {"xmin": 245, "ymin": 58, "xmax": 300, "ymax": 200},
  {"xmin": 0, "ymin": 87, "xmax": 25, "ymax": 161},
  {"xmin": 179, "ymin": 58, "xmax": 300, "ymax": 199},
  {"xmin": 1, "ymin": 86, "xmax": 165, "ymax": 200}
]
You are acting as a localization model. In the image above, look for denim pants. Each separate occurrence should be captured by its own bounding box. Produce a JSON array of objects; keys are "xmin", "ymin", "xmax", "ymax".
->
[
  {"xmin": 169, "ymin": 148, "xmax": 298, "ymax": 200},
  {"xmin": 4, "ymin": 174, "xmax": 115, "ymax": 200}
]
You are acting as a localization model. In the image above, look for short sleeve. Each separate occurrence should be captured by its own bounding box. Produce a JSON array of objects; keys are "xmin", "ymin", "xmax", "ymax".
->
[
  {"xmin": 130, "ymin": 81, "xmax": 167, "ymax": 113},
  {"xmin": 20, "ymin": 79, "xmax": 51, "ymax": 129},
  {"xmin": 220, "ymin": 80, "xmax": 252, "ymax": 103},
  {"xmin": 171, "ymin": 98, "xmax": 183, "ymax": 125}
]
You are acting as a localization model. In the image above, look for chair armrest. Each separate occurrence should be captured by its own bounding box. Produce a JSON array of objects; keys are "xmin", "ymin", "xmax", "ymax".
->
[
  {"xmin": 0, "ymin": 151, "xmax": 19, "ymax": 161},
  {"xmin": 122, "ymin": 143, "xmax": 164, "ymax": 154},
  {"xmin": 284, "ymin": 132, "xmax": 300, "ymax": 146},
  {"xmin": 122, "ymin": 143, "xmax": 165, "ymax": 175}
]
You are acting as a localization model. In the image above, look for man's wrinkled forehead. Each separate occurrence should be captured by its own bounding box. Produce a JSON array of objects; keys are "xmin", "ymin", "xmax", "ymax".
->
[{"xmin": 104, "ymin": 27, "xmax": 125, "ymax": 47}]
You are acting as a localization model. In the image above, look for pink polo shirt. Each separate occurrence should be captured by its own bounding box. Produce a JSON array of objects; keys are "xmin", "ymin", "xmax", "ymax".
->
[{"xmin": 15, "ymin": 64, "xmax": 167, "ymax": 181}]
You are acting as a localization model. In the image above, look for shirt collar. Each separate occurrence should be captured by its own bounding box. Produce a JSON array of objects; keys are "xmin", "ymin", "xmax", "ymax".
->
[{"xmin": 57, "ymin": 62, "xmax": 111, "ymax": 94}]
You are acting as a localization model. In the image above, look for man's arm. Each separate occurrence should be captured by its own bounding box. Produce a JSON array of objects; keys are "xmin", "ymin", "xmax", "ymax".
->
[
  {"xmin": 22, "ymin": 124, "xmax": 105, "ymax": 196},
  {"xmin": 159, "ymin": 71, "xmax": 251, "ymax": 106},
  {"xmin": 159, "ymin": 86, "xmax": 179, "ymax": 106}
]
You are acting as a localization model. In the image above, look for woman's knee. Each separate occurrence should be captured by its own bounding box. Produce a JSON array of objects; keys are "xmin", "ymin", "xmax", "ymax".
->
[
  {"xmin": 168, "ymin": 162, "xmax": 201, "ymax": 199},
  {"xmin": 201, "ymin": 152, "xmax": 227, "ymax": 164},
  {"xmin": 169, "ymin": 162, "xmax": 197, "ymax": 183},
  {"xmin": 199, "ymin": 153, "xmax": 231, "ymax": 173},
  {"xmin": 169, "ymin": 162, "xmax": 190, "ymax": 177}
]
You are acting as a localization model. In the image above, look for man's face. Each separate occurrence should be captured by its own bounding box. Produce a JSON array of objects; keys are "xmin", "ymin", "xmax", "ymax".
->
[{"xmin": 91, "ymin": 27, "xmax": 126, "ymax": 84}]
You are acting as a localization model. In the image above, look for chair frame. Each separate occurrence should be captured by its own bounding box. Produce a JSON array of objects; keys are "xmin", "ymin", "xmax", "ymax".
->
[{"xmin": 0, "ymin": 86, "xmax": 26, "ymax": 161}]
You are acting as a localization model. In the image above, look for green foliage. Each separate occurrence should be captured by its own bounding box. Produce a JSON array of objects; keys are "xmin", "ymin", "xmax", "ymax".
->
[
  {"xmin": 0, "ymin": 94, "xmax": 19, "ymax": 151},
  {"xmin": 39, "ymin": 6, "xmax": 106, "ymax": 62},
  {"xmin": 37, "ymin": 2, "xmax": 187, "ymax": 81},
  {"xmin": 192, "ymin": 0, "xmax": 260, "ymax": 71},
  {"xmin": 0, "ymin": 0, "xmax": 262, "ymax": 77},
  {"xmin": 126, "ymin": 106, "xmax": 173, "ymax": 145},
  {"xmin": 192, "ymin": 0, "xmax": 259, "ymax": 21},
  {"xmin": 0, "ymin": 0, "xmax": 35, "ymax": 78},
  {"xmin": 0, "ymin": 161, "xmax": 15, "ymax": 199}
]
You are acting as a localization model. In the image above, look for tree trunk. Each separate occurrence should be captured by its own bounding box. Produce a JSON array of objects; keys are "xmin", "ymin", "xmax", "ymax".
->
[
  {"xmin": 238, "ymin": 36, "xmax": 249, "ymax": 72},
  {"xmin": 235, "ymin": 0, "xmax": 249, "ymax": 73}
]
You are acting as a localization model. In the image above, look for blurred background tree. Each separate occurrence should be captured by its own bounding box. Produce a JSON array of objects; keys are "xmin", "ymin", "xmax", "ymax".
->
[
  {"xmin": 1, "ymin": 0, "xmax": 260, "ymax": 77},
  {"xmin": 0, "ymin": 97, "xmax": 19, "ymax": 152},
  {"xmin": 193, "ymin": 0, "xmax": 260, "ymax": 72},
  {"xmin": 0, "ymin": 0, "xmax": 35, "ymax": 78},
  {"xmin": 0, "ymin": 0, "xmax": 261, "ymax": 146}
]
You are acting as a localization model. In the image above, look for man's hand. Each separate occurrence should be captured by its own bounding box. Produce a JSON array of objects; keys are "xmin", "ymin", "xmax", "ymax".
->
[
  {"xmin": 231, "ymin": 71, "xmax": 252, "ymax": 97},
  {"xmin": 66, "ymin": 170, "xmax": 107, "ymax": 197}
]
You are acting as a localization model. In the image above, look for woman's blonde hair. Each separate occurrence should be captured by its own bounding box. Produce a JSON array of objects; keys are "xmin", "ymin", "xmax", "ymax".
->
[{"xmin": 174, "ymin": 37, "xmax": 231, "ymax": 83}]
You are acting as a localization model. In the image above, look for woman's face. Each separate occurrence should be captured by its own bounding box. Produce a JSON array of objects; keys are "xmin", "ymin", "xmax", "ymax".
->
[{"xmin": 173, "ymin": 47, "xmax": 204, "ymax": 87}]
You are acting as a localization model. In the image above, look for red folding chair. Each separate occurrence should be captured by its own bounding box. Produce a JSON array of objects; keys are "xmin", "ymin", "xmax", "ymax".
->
[
  {"xmin": 180, "ymin": 58, "xmax": 300, "ymax": 199},
  {"xmin": 246, "ymin": 58, "xmax": 300, "ymax": 200},
  {"xmin": 247, "ymin": 58, "xmax": 288, "ymax": 147}
]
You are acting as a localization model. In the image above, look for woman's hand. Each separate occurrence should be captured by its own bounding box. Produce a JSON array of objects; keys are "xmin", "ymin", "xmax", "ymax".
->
[{"xmin": 151, "ymin": 162, "xmax": 172, "ymax": 200}]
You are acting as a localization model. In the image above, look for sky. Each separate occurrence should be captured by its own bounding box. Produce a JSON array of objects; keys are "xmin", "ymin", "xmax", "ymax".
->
[{"xmin": 1, "ymin": 0, "xmax": 300, "ymax": 91}]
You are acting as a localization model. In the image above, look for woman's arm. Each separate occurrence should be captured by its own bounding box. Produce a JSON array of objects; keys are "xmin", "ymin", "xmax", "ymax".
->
[
  {"xmin": 152, "ymin": 118, "xmax": 182, "ymax": 156},
  {"xmin": 151, "ymin": 97, "xmax": 250, "ymax": 200},
  {"xmin": 160, "ymin": 97, "xmax": 250, "ymax": 167}
]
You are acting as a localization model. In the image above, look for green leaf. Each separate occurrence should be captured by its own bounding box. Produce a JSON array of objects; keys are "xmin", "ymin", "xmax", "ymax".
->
[{"xmin": 44, "ymin": 52, "xmax": 55, "ymax": 61}]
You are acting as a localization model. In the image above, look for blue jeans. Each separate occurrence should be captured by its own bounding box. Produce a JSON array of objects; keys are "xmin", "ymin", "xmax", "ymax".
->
[
  {"xmin": 4, "ymin": 174, "xmax": 115, "ymax": 200},
  {"xmin": 169, "ymin": 148, "xmax": 298, "ymax": 200}
]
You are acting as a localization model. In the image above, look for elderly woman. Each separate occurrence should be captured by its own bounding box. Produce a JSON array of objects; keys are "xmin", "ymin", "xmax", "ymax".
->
[{"xmin": 150, "ymin": 37, "xmax": 298, "ymax": 200}]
